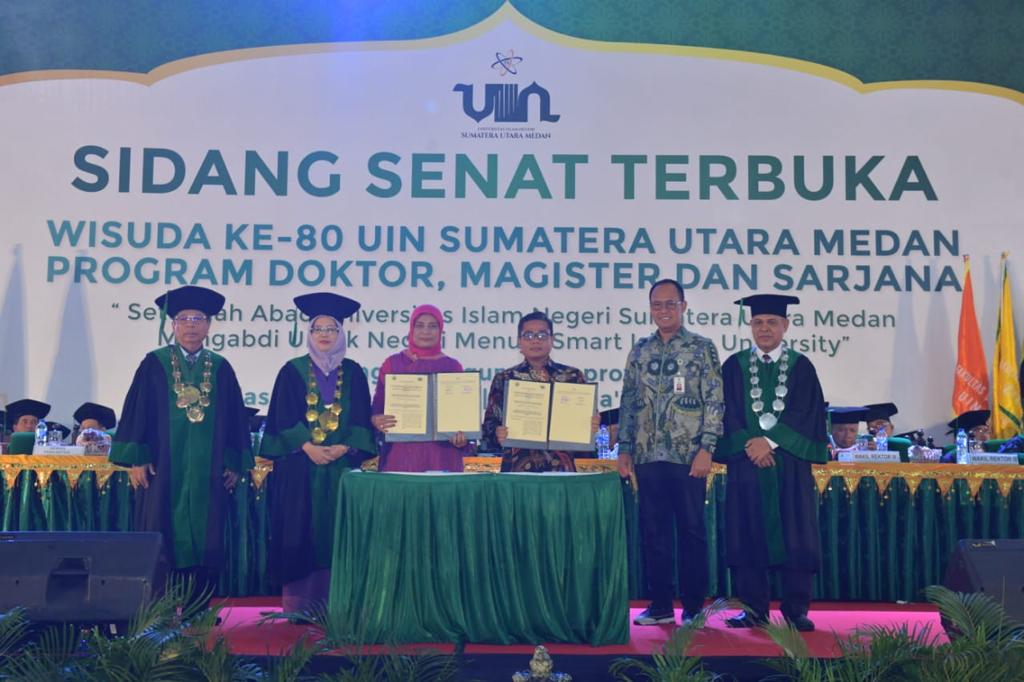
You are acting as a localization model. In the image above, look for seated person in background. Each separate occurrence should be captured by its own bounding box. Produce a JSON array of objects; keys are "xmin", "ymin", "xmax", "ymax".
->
[
  {"xmin": 5, "ymin": 399, "xmax": 51, "ymax": 433},
  {"xmin": 863, "ymin": 402, "xmax": 896, "ymax": 436},
  {"xmin": 828, "ymin": 406, "xmax": 866, "ymax": 458},
  {"xmin": 73, "ymin": 403, "xmax": 117, "ymax": 454},
  {"xmin": 73, "ymin": 402, "xmax": 117, "ymax": 434},
  {"xmin": 862, "ymin": 402, "xmax": 911, "ymax": 457},
  {"xmin": 941, "ymin": 409, "xmax": 995, "ymax": 460}
]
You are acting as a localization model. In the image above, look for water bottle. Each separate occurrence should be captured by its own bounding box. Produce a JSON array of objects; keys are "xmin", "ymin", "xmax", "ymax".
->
[
  {"xmin": 596, "ymin": 424, "xmax": 610, "ymax": 459},
  {"xmin": 955, "ymin": 428, "xmax": 970, "ymax": 465},
  {"xmin": 35, "ymin": 419, "xmax": 48, "ymax": 446},
  {"xmin": 876, "ymin": 427, "xmax": 888, "ymax": 452}
]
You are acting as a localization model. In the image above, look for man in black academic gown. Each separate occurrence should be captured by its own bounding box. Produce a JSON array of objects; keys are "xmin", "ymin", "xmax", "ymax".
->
[
  {"xmin": 73, "ymin": 402, "xmax": 117, "ymax": 433},
  {"xmin": 941, "ymin": 409, "xmax": 993, "ymax": 460},
  {"xmin": 714, "ymin": 294, "xmax": 828, "ymax": 632},
  {"xmin": 5, "ymin": 398, "xmax": 50, "ymax": 433},
  {"xmin": 828, "ymin": 406, "xmax": 865, "ymax": 456},
  {"xmin": 862, "ymin": 402, "xmax": 912, "ymax": 456},
  {"xmin": 109, "ymin": 285, "xmax": 254, "ymax": 594}
]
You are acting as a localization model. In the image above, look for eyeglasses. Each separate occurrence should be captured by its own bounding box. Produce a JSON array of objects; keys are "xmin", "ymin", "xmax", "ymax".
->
[
  {"xmin": 311, "ymin": 326, "xmax": 340, "ymax": 335},
  {"xmin": 520, "ymin": 331, "xmax": 551, "ymax": 341},
  {"xmin": 174, "ymin": 315, "xmax": 209, "ymax": 324},
  {"xmin": 650, "ymin": 301, "xmax": 681, "ymax": 311}
]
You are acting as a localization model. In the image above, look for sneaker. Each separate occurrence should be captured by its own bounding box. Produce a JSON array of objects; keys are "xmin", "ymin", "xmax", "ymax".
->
[{"xmin": 633, "ymin": 605, "xmax": 675, "ymax": 625}]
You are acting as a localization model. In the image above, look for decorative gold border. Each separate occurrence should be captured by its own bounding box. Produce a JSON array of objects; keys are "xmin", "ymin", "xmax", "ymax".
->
[
  {"xmin": 4, "ymin": 455, "xmax": 1020, "ymax": 499},
  {"xmin": 1, "ymin": 4, "xmax": 1020, "ymax": 105}
]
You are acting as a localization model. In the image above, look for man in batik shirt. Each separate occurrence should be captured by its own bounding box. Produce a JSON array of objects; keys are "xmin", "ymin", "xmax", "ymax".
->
[
  {"xmin": 618, "ymin": 279, "xmax": 724, "ymax": 627},
  {"xmin": 482, "ymin": 311, "xmax": 598, "ymax": 472}
]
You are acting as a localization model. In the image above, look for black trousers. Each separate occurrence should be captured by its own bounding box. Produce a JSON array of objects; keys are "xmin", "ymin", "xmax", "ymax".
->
[
  {"xmin": 636, "ymin": 461, "xmax": 708, "ymax": 614},
  {"xmin": 732, "ymin": 565, "xmax": 813, "ymax": 620}
]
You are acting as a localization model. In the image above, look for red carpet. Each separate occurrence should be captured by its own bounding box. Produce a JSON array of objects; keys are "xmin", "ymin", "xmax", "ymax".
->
[{"xmin": 212, "ymin": 599, "xmax": 946, "ymax": 659}]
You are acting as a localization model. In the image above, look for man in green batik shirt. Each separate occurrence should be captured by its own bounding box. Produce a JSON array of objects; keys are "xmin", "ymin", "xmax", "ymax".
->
[
  {"xmin": 618, "ymin": 279, "xmax": 725, "ymax": 627},
  {"xmin": 110, "ymin": 285, "xmax": 254, "ymax": 596}
]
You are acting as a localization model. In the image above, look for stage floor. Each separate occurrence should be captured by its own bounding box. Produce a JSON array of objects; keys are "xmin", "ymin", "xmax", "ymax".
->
[{"xmin": 213, "ymin": 598, "xmax": 947, "ymax": 662}]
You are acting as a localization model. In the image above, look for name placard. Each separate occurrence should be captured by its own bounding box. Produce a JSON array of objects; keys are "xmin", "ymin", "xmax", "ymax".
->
[
  {"xmin": 32, "ymin": 445, "xmax": 86, "ymax": 455},
  {"xmin": 968, "ymin": 453, "xmax": 1020, "ymax": 465},
  {"xmin": 837, "ymin": 450, "xmax": 901, "ymax": 463}
]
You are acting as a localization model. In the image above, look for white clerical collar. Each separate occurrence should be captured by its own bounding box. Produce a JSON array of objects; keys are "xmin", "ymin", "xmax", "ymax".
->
[{"xmin": 751, "ymin": 345, "xmax": 783, "ymax": 363}]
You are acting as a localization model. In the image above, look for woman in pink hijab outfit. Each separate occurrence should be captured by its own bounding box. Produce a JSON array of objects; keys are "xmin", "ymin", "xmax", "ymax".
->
[{"xmin": 370, "ymin": 304, "xmax": 470, "ymax": 471}]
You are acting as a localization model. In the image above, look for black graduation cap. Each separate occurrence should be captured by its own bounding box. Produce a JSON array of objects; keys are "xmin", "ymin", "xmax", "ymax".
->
[
  {"xmin": 828, "ymin": 406, "xmax": 867, "ymax": 425},
  {"xmin": 155, "ymin": 285, "xmax": 226, "ymax": 318},
  {"xmin": 294, "ymin": 293, "xmax": 360, "ymax": 322},
  {"xmin": 599, "ymin": 408, "xmax": 619, "ymax": 426},
  {"xmin": 894, "ymin": 429, "xmax": 927, "ymax": 445},
  {"xmin": 46, "ymin": 422, "xmax": 72, "ymax": 440},
  {"xmin": 863, "ymin": 403, "xmax": 898, "ymax": 422},
  {"xmin": 946, "ymin": 409, "xmax": 990, "ymax": 434},
  {"xmin": 5, "ymin": 399, "xmax": 51, "ymax": 424},
  {"xmin": 734, "ymin": 294, "xmax": 800, "ymax": 317},
  {"xmin": 73, "ymin": 402, "xmax": 117, "ymax": 430}
]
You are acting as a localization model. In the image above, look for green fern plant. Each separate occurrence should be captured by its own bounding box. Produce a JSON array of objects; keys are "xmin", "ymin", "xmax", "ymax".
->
[
  {"xmin": 762, "ymin": 585, "xmax": 1024, "ymax": 682},
  {"xmin": 264, "ymin": 601, "xmax": 460, "ymax": 682},
  {"xmin": 762, "ymin": 618, "xmax": 936, "ymax": 682},
  {"xmin": 0, "ymin": 622, "xmax": 84, "ymax": 682},
  {"xmin": 608, "ymin": 599, "xmax": 728, "ymax": 682},
  {"xmin": 917, "ymin": 585, "xmax": 1024, "ymax": 682}
]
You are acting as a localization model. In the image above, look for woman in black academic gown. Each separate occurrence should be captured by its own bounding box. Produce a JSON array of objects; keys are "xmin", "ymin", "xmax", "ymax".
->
[{"xmin": 261, "ymin": 293, "xmax": 376, "ymax": 612}]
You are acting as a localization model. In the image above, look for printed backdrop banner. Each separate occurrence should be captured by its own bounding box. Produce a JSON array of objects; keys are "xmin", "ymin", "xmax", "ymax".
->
[{"xmin": 1, "ymin": 4, "xmax": 1023, "ymax": 438}]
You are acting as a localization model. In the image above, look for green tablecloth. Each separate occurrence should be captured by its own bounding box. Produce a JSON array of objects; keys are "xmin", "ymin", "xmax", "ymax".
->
[{"xmin": 327, "ymin": 471, "xmax": 630, "ymax": 645}]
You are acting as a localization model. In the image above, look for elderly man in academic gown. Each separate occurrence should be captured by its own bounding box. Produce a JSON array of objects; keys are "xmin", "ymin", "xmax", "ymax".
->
[
  {"xmin": 109, "ymin": 285, "xmax": 254, "ymax": 595},
  {"xmin": 5, "ymin": 398, "xmax": 50, "ymax": 433},
  {"xmin": 714, "ymin": 294, "xmax": 828, "ymax": 632}
]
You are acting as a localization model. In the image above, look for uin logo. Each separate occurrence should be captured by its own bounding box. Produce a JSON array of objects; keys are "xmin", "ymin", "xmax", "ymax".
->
[{"xmin": 453, "ymin": 50, "xmax": 560, "ymax": 124}]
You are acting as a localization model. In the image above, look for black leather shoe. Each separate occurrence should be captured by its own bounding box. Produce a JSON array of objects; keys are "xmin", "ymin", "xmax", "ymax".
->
[
  {"xmin": 725, "ymin": 610, "xmax": 767, "ymax": 628},
  {"xmin": 785, "ymin": 614, "xmax": 815, "ymax": 632},
  {"xmin": 680, "ymin": 609, "xmax": 702, "ymax": 627}
]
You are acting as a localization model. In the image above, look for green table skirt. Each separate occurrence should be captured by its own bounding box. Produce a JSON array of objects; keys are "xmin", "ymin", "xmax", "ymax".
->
[
  {"xmin": 327, "ymin": 472, "xmax": 630, "ymax": 645},
  {"xmin": 3, "ymin": 467, "xmax": 1023, "ymax": 604}
]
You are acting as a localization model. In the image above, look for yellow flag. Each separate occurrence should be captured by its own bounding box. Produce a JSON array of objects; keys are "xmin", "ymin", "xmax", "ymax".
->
[{"xmin": 992, "ymin": 254, "xmax": 1022, "ymax": 438}]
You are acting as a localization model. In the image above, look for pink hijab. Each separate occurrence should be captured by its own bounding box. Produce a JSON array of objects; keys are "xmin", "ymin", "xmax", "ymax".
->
[{"xmin": 406, "ymin": 305, "xmax": 444, "ymax": 359}]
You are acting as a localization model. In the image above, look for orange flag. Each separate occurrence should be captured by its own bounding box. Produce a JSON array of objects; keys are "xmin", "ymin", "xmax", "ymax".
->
[{"xmin": 952, "ymin": 255, "xmax": 989, "ymax": 415}]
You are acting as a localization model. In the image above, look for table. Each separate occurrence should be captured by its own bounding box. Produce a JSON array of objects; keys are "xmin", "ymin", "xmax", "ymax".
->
[
  {"xmin": 3, "ymin": 455, "xmax": 1023, "ymax": 603},
  {"xmin": 327, "ymin": 471, "xmax": 630, "ymax": 645}
]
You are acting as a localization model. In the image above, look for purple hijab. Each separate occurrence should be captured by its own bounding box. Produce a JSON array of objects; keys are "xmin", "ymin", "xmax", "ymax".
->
[{"xmin": 307, "ymin": 315, "xmax": 346, "ymax": 375}]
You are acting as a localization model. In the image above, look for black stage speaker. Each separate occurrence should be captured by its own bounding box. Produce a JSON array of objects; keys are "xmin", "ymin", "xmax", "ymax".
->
[
  {"xmin": 944, "ymin": 538, "xmax": 1024, "ymax": 622},
  {"xmin": 0, "ymin": 531, "xmax": 164, "ymax": 623}
]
